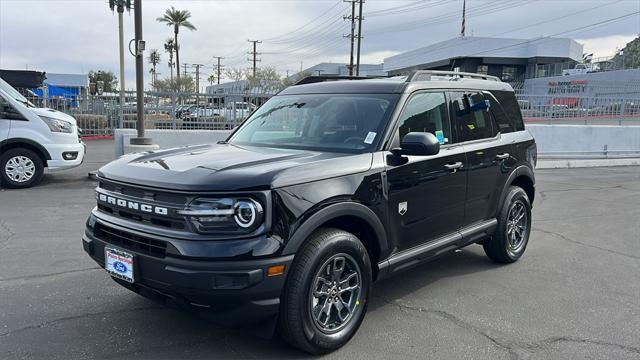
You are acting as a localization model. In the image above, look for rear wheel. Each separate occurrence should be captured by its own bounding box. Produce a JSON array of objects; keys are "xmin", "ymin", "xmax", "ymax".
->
[
  {"xmin": 0, "ymin": 148, "xmax": 44, "ymax": 189},
  {"xmin": 279, "ymin": 228, "xmax": 371, "ymax": 354},
  {"xmin": 483, "ymin": 186, "xmax": 532, "ymax": 263}
]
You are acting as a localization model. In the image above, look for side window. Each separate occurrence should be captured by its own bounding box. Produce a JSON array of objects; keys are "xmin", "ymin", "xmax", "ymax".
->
[
  {"xmin": 397, "ymin": 92, "xmax": 450, "ymax": 145},
  {"xmin": 491, "ymin": 90, "xmax": 525, "ymax": 131},
  {"xmin": 0, "ymin": 96, "xmax": 21, "ymax": 120},
  {"xmin": 485, "ymin": 93, "xmax": 514, "ymax": 133},
  {"xmin": 451, "ymin": 92, "xmax": 497, "ymax": 142}
]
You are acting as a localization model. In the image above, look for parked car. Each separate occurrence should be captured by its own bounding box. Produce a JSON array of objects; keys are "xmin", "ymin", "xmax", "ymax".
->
[
  {"xmin": 562, "ymin": 63, "xmax": 600, "ymax": 76},
  {"xmin": 225, "ymin": 101, "xmax": 257, "ymax": 119},
  {"xmin": 83, "ymin": 71, "xmax": 536, "ymax": 354},
  {"xmin": 0, "ymin": 76, "xmax": 85, "ymax": 188}
]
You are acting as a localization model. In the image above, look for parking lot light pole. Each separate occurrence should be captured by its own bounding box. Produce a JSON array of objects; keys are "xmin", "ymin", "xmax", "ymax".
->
[{"xmin": 130, "ymin": 0, "xmax": 153, "ymax": 147}]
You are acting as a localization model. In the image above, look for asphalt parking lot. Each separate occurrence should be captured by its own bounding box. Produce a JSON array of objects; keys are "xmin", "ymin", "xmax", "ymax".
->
[{"xmin": 1, "ymin": 140, "xmax": 639, "ymax": 359}]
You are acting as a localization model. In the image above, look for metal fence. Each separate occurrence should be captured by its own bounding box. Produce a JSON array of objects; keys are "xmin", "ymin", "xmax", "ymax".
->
[
  {"xmin": 530, "ymin": 54, "xmax": 640, "ymax": 79},
  {"xmin": 22, "ymin": 88, "xmax": 280, "ymax": 136},
  {"xmin": 21, "ymin": 82, "xmax": 640, "ymax": 135}
]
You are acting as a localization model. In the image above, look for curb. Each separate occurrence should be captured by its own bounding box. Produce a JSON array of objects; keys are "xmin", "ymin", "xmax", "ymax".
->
[{"xmin": 81, "ymin": 135, "xmax": 114, "ymax": 141}]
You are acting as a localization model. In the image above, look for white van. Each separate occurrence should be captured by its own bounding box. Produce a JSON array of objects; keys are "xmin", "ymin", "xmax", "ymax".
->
[{"xmin": 0, "ymin": 76, "xmax": 85, "ymax": 188}]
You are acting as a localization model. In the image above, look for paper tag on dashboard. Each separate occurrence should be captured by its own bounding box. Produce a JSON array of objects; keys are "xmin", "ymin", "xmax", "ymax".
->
[{"xmin": 364, "ymin": 132, "xmax": 376, "ymax": 144}]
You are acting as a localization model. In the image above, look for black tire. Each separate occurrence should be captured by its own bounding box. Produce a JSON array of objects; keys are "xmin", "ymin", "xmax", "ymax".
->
[
  {"xmin": 279, "ymin": 228, "xmax": 372, "ymax": 354},
  {"xmin": 483, "ymin": 186, "xmax": 532, "ymax": 263},
  {"xmin": 0, "ymin": 147, "xmax": 44, "ymax": 189}
]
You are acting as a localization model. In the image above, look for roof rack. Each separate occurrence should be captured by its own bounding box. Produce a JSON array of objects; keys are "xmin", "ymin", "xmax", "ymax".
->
[
  {"xmin": 406, "ymin": 70, "xmax": 500, "ymax": 82},
  {"xmin": 294, "ymin": 75, "xmax": 373, "ymax": 85}
]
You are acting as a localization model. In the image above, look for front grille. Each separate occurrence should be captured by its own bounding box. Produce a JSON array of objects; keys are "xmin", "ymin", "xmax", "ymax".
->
[
  {"xmin": 97, "ymin": 180, "xmax": 188, "ymax": 230},
  {"xmin": 94, "ymin": 223, "xmax": 167, "ymax": 258}
]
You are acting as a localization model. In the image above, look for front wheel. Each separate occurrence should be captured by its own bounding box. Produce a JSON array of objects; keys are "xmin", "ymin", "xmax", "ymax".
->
[
  {"xmin": 483, "ymin": 186, "xmax": 532, "ymax": 263},
  {"xmin": 279, "ymin": 228, "xmax": 372, "ymax": 354},
  {"xmin": 0, "ymin": 148, "xmax": 44, "ymax": 189}
]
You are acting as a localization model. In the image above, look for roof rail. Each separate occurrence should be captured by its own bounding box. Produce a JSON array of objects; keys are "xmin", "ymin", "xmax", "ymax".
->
[
  {"xmin": 294, "ymin": 75, "xmax": 373, "ymax": 85},
  {"xmin": 406, "ymin": 70, "xmax": 500, "ymax": 82}
]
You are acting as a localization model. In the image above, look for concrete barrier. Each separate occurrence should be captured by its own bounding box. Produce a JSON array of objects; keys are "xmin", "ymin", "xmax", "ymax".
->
[
  {"xmin": 113, "ymin": 126, "xmax": 640, "ymax": 168},
  {"xmin": 526, "ymin": 124, "xmax": 640, "ymax": 158},
  {"xmin": 114, "ymin": 129, "xmax": 233, "ymax": 156}
]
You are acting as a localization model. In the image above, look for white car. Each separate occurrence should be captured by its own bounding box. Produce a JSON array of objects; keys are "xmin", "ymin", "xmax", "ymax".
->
[
  {"xmin": 562, "ymin": 63, "xmax": 599, "ymax": 76},
  {"xmin": 0, "ymin": 76, "xmax": 85, "ymax": 188},
  {"xmin": 225, "ymin": 101, "xmax": 257, "ymax": 119}
]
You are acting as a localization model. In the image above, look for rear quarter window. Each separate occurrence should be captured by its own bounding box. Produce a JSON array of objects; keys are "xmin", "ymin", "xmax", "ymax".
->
[{"xmin": 490, "ymin": 90, "xmax": 525, "ymax": 131}]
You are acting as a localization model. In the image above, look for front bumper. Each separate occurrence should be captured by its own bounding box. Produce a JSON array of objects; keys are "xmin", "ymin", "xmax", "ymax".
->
[
  {"xmin": 83, "ymin": 217, "xmax": 293, "ymax": 325},
  {"xmin": 45, "ymin": 141, "xmax": 85, "ymax": 170}
]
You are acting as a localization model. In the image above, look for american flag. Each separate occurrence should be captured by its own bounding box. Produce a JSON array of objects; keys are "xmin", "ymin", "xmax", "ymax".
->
[{"xmin": 461, "ymin": 0, "xmax": 466, "ymax": 37}]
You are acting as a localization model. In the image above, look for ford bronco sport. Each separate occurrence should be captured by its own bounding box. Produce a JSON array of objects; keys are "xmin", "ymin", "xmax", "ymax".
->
[{"xmin": 83, "ymin": 71, "xmax": 536, "ymax": 354}]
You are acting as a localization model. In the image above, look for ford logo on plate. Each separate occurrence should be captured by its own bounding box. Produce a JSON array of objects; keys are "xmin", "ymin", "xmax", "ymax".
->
[{"xmin": 113, "ymin": 261, "xmax": 127, "ymax": 273}]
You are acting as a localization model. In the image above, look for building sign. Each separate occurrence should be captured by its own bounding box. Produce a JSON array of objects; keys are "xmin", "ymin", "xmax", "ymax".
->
[{"xmin": 547, "ymin": 80, "xmax": 588, "ymax": 94}]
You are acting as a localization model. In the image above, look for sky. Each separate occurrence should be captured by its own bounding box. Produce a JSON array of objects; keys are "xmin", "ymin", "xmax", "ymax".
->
[{"xmin": 1, "ymin": 0, "xmax": 639, "ymax": 89}]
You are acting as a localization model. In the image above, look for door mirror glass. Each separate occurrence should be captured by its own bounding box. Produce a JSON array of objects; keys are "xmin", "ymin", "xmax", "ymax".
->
[{"xmin": 400, "ymin": 132, "xmax": 440, "ymax": 156}]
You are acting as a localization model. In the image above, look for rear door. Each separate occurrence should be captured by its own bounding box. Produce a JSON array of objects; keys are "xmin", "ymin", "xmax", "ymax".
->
[
  {"xmin": 385, "ymin": 91, "xmax": 467, "ymax": 251},
  {"xmin": 449, "ymin": 91, "xmax": 514, "ymax": 227},
  {"xmin": 0, "ymin": 96, "xmax": 13, "ymax": 141}
]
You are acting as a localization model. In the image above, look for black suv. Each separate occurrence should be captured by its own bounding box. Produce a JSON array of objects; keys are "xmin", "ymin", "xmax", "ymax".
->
[{"xmin": 83, "ymin": 71, "xmax": 536, "ymax": 354}]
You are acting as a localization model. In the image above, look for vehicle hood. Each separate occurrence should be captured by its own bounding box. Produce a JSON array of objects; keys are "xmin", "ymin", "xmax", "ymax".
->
[
  {"xmin": 31, "ymin": 107, "xmax": 78, "ymax": 125},
  {"xmin": 98, "ymin": 143, "xmax": 373, "ymax": 191}
]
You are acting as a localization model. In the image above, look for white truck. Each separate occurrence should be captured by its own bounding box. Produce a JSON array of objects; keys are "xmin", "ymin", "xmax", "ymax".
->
[
  {"xmin": 562, "ymin": 63, "xmax": 600, "ymax": 76},
  {"xmin": 0, "ymin": 76, "xmax": 85, "ymax": 188}
]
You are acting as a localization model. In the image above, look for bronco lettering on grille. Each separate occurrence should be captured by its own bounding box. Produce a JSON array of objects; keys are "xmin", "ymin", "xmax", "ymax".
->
[{"xmin": 97, "ymin": 192, "xmax": 169, "ymax": 216}]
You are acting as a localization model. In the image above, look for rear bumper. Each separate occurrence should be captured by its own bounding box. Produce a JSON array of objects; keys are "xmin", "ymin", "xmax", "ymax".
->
[{"xmin": 83, "ymin": 226, "xmax": 293, "ymax": 325}]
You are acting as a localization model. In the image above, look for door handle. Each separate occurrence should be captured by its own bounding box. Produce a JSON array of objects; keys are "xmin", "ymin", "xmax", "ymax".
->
[
  {"xmin": 444, "ymin": 162, "xmax": 463, "ymax": 170},
  {"xmin": 495, "ymin": 153, "xmax": 510, "ymax": 160}
]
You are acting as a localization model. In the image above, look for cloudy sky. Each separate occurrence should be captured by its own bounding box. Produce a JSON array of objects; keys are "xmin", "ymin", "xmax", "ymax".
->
[{"xmin": 1, "ymin": 0, "xmax": 638, "ymax": 89}]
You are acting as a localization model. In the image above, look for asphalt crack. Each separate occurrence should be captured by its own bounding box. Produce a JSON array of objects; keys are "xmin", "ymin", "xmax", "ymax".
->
[
  {"xmin": 0, "ymin": 306, "xmax": 166, "ymax": 338},
  {"xmin": 374, "ymin": 295, "xmax": 640, "ymax": 359},
  {"xmin": 373, "ymin": 294, "xmax": 522, "ymax": 359},
  {"xmin": 533, "ymin": 226, "xmax": 640, "ymax": 260},
  {"xmin": 0, "ymin": 267, "xmax": 102, "ymax": 283}
]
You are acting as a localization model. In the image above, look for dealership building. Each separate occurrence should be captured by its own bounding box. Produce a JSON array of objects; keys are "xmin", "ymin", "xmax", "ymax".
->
[{"xmin": 383, "ymin": 36, "xmax": 584, "ymax": 81}]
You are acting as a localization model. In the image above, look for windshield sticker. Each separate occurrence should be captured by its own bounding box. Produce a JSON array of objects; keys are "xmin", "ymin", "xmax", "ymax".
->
[
  {"xmin": 435, "ymin": 130, "xmax": 445, "ymax": 144},
  {"xmin": 364, "ymin": 132, "xmax": 377, "ymax": 144}
]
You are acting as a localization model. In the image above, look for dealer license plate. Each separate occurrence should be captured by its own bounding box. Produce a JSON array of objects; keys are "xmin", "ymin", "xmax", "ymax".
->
[{"xmin": 104, "ymin": 247, "xmax": 135, "ymax": 283}]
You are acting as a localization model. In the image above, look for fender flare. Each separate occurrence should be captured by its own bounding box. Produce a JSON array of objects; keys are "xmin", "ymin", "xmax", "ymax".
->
[
  {"xmin": 0, "ymin": 138, "xmax": 52, "ymax": 160},
  {"xmin": 499, "ymin": 165, "xmax": 535, "ymax": 207},
  {"xmin": 281, "ymin": 201, "xmax": 389, "ymax": 257}
]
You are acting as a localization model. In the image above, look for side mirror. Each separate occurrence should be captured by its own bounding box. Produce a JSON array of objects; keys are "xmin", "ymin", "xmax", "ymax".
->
[{"xmin": 396, "ymin": 132, "xmax": 440, "ymax": 156}]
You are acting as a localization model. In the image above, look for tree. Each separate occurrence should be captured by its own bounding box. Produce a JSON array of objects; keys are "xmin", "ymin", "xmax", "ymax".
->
[
  {"xmin": 148, "ymin": 49, "xmax": 161, "ymax": 89},
  {"xmin": 282, "ymin": 70, "xmax": 312, "ymax": 87},
  {"xmin": 613, "ymin": 36, "xmax": 640, "ymax": 69},
  {"xmin": 163, "ymin": 38, "xmax": 176, "ymax": 80},
  {"xmin": 153, "ymin": 76, "xmax": 195, "ymax": 93},
  {"xmin": 88, "ymin": 70, "xmax": 118, "ymax": 94},
  {"xmin": 207, "ymin": 74, "xmax": 216, "ymax": 86},
  {"xmin": 245, "ymin": 67, "xmax": 284, "ymax": 92},
  {"xmin": 156, "ymin": 7, "xmax": 196, "ymax": 82}
]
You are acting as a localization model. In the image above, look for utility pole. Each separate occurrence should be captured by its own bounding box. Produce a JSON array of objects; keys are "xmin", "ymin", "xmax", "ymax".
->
[
  {"xmin": 343, "ymin": 0, "xmax": 356, "ymax": 76},
  {"xmin": 130, "ymin": 0, "xmax": 151, "ymax": 146},
  {"xmin": 355, "ymin": 0, "xmax": 364, "ymax": 76},
  {"xmin": 247, "ymin": 40, "xmax": 262, "ymax": 77},
  {"xmin": 183, "ymin": 63, "xmax": 189, "ymax": 78},
  {"xmin": 213, "ymin": 56, "xmax": 224, "ymax": 84},
  {"xmin": 109, "ymin": 0, "xmax": 130, "ymax": 128},
  {"xmin": 461, "ymin": 0, "xmax": 466, "ymax": 37}
]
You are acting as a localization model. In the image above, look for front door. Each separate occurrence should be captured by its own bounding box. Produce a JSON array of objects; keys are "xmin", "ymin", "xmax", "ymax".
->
[
  {"xmin": 385, "ymin": 92, "xmax": 467, "ymax": 252},
  {"xmin": 449, "ymin": 91, "xmax": 513, "ymax": 226}
]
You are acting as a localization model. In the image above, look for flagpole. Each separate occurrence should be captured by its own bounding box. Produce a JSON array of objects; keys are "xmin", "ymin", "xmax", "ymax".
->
[{"xmin": 461, "ymin": 0, "xmax": 466, "ymax": 38}]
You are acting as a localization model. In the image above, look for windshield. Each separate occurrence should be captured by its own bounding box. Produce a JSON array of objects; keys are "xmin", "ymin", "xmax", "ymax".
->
[
  {"xmin": 0, "ymin": 77, "xmax": 35, "ymax": 107},
  {"xmin": 229, "ymin": 94, "xmax": 399, "ymax": 153}
]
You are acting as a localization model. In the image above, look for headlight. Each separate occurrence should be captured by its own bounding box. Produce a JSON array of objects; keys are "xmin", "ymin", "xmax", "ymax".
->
[
  {"xmin": 178, "ymin": 198, "xmax": 264, "ymax": 234},
  {"xmin": 40, "ymin": 116, "xmax": 73, "ymax": 133}
]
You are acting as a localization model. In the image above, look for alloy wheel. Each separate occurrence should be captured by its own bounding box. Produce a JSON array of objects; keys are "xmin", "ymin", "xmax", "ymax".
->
[
  {"xmin": 506, "ymin": 200, "xmax": 528, "ymax": 254},
  {"xmin": 309, "ymin": 253, "xmax": 362, "ymax": 333}
]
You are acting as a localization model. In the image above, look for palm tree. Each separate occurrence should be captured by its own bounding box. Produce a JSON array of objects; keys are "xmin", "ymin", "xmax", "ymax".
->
[
  {"xmin": 207, "ymin": 74, "xmax": 216, "ymax": 86},
  {"xmin": 163, "ymin": 38, "xmax": 176, "ymax": 80},
  {"xmin": 148, "ymin": 49, "xmax": 161, "ymax": 89},
  {"xmin": 156, "ymin": 7, "xmax": 196, "ymax": 82}
]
